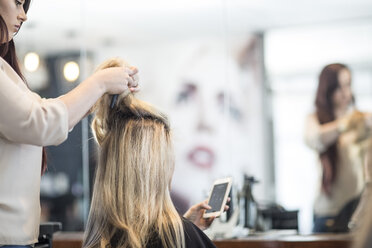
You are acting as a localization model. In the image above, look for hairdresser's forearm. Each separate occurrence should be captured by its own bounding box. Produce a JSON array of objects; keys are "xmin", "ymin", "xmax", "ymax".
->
[
  {"xmin": 59, "ymin": 77, "xmax": 105, "ymax": 130},
  {"xmin": 318, "ymin": 120, "xmax": 341, "ymax": 148}
]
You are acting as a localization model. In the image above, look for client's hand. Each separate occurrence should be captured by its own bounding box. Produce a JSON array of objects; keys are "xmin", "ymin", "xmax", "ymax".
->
[{"xmin": 183, "ymin": 198, "xmax": 230, "ymax": 231}]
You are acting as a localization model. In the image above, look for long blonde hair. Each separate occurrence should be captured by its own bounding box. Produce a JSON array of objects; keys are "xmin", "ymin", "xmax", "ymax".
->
[{"xmin": 83, "ymin": 58, "xmax": 185, "ymax": 248}]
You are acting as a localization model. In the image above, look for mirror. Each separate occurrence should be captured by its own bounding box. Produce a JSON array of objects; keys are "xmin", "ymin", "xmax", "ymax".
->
[{"xmin": 14, "ymin": 0, "xmax": 372, "ymax": 234}]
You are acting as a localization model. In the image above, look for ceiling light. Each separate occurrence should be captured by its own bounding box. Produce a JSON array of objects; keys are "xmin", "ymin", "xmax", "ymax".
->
[
  {"xmin": 63, "ymin": 61, "xmax": 80, "ymax": 82},
  {"xmin": 24, "ymin": 52, "xmax": 40, "ymax": 72}
]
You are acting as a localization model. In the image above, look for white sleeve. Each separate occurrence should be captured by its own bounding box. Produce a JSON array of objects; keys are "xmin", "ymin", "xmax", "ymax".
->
[
  {"xmin": 0, "ymin": 68, "xmax": 69, "ymax": 146},
  {"xmin": 304, "ymin": 114, "xmax": 327, "ymax": 153}
]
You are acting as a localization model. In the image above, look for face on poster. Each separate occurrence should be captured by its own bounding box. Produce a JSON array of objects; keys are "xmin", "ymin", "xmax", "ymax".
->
[{"xmin": 168, "ymin": 42, "xmax": 254, "ymax": 203}]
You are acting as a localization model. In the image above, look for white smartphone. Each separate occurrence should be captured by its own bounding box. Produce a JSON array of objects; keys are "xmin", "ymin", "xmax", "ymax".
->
[{"xmin": 203, "ymin": 177, "xmax": 232, "ymax": 218}]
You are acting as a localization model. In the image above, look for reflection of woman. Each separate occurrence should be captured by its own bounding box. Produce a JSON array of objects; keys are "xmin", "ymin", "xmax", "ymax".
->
[
  {"xmin": 0, "ymin": 1, "xmax": 138, "ymax": 247},
  {"xmin": 304, "ymin": 63, "xmax": 372, "ymax": 233},
  {"xmin": 84, "ymin": 59, "xmax": 217, "ymax": 248}
]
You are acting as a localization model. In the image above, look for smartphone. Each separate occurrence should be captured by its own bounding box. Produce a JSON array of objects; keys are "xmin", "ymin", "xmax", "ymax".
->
[{"xmin": 203, "ymin": 177, "xmax": 232, "ymax": 218}]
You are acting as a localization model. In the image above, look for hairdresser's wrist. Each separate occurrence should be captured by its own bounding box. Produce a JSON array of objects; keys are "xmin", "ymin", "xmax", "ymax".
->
[
  {"xmin": 337, "ymin": 117, "xmax": 349, "ymax": 133},
  {"xmin": 87, "ymin": 72, "xmax": 107, "ymax": 96}
]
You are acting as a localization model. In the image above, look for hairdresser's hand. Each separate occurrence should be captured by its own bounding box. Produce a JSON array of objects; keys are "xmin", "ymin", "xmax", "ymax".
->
[
  {"xmin": 183, "ymin": 198, "xmax": 230, "ymax": 231},
  {"xmin": 344, "ymin": 111, "xmax": 372, "ymax": 142},
  {"xmin": 91, "ymin": 66, "xmax": 139, "ymax": 94},
  {"xmin": 339, "ymin": 110, "xmax": 365, "ymax": 132},
  {"xmin": 128, "ymin": 66, "xmax": 140, "ymax": 93}
]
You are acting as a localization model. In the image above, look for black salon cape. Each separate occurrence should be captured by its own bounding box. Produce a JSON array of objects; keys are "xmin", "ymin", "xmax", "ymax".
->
[{"xmin": 146, "ymin": 217, "xmax": 216, "ymax": 248}]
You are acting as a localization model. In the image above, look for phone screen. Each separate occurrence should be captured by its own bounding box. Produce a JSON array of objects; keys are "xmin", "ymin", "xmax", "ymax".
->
[{"xmin": 205, "ymin": 182, "xmax": 229, "ymax": 213}]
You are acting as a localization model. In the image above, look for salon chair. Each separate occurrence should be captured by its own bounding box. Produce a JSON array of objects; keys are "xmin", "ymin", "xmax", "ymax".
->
[{"xmin": 35, "ymin": 222, "xmax": 62, "ymax": 248}]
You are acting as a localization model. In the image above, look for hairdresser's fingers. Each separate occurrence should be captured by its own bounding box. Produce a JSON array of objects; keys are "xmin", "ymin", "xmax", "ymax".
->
[
  {"xmin": 128, "ymin": 66, "xmax": 138, "ymax": 75},
  {"xmin": 94, "ymin": 67, "xmax": 133, "ymax": 94},
  {"xmin": 126, "ymin": 67, "xmax": 139, "ymax": 88},
  {"xmin": 129, "ymin": 86, "xmax": 140, "ymax": 93},
  {"xmin": 128, "ymin": 79, "xmax": 139, "ymax": 90},
  {"xmin": 127, "ymin": 76, "xmax": 134, "ymax": 87},
  {"xmin": 125, "ymin": 66, "xmax": 138, "ymax": 77},
  {"xmin": 131, "ymin": 73, "xmax": 139, "ymax": 86}
]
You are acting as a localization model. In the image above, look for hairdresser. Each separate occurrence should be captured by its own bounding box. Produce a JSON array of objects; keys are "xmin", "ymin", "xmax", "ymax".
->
[
  {"xmin": 304, "ymin": 63, "xmax": 372, "ymax": 233},
  {"xmin": 0, "ymin": 1, "xmax": 221, "ymax": 247}
]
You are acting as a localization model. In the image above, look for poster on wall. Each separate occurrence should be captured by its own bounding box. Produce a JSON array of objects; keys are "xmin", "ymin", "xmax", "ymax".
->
[
  {"xmin": 154, "ymin": 35, "xmax": 266, "ymax": 212},
  {"xmin": 96, "ymin": 34, "xmax": 266, "ymax": 213}
]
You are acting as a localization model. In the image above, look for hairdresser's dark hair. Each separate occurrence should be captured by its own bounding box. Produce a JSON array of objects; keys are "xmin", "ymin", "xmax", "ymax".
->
[
  {"xmin": 315, "ymin": 63, "xmax": 353, "ymax": 194},
  {"xmin": 0, "ymin": 0, "xmax": 47, "ymax": 174},
  {"xmin": 1, "ymin": 0, "xmax": 30, "ymax": 78}
]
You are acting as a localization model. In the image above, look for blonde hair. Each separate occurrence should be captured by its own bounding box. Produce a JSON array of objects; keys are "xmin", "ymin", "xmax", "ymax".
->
[
  {"xmin": 352, "ymin": 196, "xmax": 372, "ymax": 248},
  {"xmin": 83, "ymin": 58, "xmax": 185, "ymax": 248}
]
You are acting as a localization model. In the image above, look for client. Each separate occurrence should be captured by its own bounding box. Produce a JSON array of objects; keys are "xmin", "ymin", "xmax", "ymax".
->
[{"xmin": 83, "ymin": 59, "xmax": 216, "ymax": 248}]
